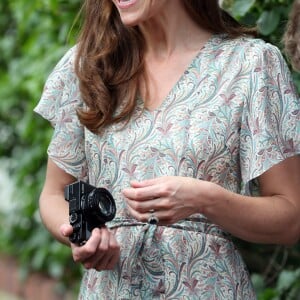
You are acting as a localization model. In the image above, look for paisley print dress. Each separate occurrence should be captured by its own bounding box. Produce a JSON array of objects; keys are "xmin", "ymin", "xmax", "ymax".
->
[{"xmin": 34, "ymin": 35, "xmax": 300, "ymax": 299}]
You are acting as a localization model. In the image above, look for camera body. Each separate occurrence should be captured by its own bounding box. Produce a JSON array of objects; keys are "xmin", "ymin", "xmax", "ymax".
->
[{"xmin": 64, "ymin": 180, "xmax": 116, "ymax": 245}]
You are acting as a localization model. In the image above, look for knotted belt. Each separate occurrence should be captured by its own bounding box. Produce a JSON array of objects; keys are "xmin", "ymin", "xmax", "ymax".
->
[{"xmin": 107, "ymin": 217, "xmax": 231, "ymax": 299}]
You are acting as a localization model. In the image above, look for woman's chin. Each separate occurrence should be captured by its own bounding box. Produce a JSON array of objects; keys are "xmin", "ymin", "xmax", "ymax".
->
[{"xmin": 119, "ymin": 16, "xmax": 141, "ymax": 27}]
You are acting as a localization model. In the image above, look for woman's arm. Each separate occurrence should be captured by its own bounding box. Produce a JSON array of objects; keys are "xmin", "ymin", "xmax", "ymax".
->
[
  {"xmin": 203, "ymin": 155, "xmax": 300, "ymax": 245},
  {"xmin": 39, "ymin": 158, "xmax": 120, "ymax": 270},
  {"xmin": 123, "ymin": 155, "xmax": 300, "ymax": 245},
  {"xmin": 39, "ymin": 158, "xmax": 76, "ymax": 245}
]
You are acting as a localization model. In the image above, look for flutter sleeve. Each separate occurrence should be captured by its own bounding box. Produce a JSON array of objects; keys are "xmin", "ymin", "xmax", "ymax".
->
[
  {"xmin": 34, "ymin": 46, "xmax": 88, "ymax": 180},
  {"xmin": 240, "ymin": 41, "xmax": 300, "ymax": 195}
]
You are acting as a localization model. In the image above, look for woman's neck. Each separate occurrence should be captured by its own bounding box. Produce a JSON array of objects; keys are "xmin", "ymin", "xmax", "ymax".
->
[{"xmin": 138, "ymin": 2, "xmax": 212, "ymax": 60}]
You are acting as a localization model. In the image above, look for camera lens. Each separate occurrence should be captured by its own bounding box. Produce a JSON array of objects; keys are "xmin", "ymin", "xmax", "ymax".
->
[
  {"xmin": 85, "ymin": 188, "xmax": 116, "ymax": 223},
  {"xmin": 97, "ymin": 196, "xmax": 110, "ymax": 216}
]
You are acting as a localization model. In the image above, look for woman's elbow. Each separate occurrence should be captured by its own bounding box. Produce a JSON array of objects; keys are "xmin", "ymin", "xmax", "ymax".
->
[{"xmin": 280, "ymin": 220, "xmax": 300, "ymax": 246}]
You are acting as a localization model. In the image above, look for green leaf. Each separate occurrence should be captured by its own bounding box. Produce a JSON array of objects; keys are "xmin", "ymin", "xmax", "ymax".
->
[
  {"xmin": 257, "ymin": 10, "xmax": 281, "ymax": 36},
  {"xmin": 231, "ymin": 0, "xmax": 255, "ymax": 17},
  {"xmin": 252, "ymin": 273, "xmax": 266, "ymax": 294},
  {"xmin": 277, "ymin": 269, "xmax": 300, "ymax": 293}
]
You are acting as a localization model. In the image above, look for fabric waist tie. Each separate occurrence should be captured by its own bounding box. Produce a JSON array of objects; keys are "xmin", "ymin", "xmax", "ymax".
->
[
  {"xmin": 108, "ymin": 216, "xmax": 231, "ymax": 240},
  {"xmin": 107, "ymin": 217, "xmax": 232, "ymax": 298}
]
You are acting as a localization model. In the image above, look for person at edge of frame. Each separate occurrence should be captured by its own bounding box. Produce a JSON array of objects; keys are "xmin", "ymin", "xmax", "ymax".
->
[{"xmin": 284, "ymin": 0, "xmax": 300, "ymax": 71}]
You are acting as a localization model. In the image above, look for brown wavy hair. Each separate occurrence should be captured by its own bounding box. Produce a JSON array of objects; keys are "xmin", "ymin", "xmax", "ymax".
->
[
  {"xmin": 283, "ymin": 0, "xmax": 300, "ymax": 71},
  {"xmin": 75, "ymin": 0, "xmax": 256, "ymax": 134}
]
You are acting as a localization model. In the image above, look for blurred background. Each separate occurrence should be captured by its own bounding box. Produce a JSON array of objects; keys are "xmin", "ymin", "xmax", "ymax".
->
[{"xmin": 0, "ymin": 0, "xmax": 299, "ymax": 299}]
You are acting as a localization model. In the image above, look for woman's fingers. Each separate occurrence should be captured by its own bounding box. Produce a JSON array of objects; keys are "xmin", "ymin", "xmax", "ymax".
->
[
  {"xmin": 59, "ymin": 223, "xmax": 73, "ymax": 237},
  {"xmin": 123, "ymin": 176, "xmax": 202, "ymax": 224},
  {"xmin": 71, "ymin": 227, "xmax": 120, "ymax": 270},
  {"xmin": 123, "ymin": 178, "xmax": 162, "ymax": 201},
  {"xmin": 82, "ymin": 228, "xmax": 108, "ymax": 269},
  {"xmin": 74, "ymin": 227, "xmax": 103, "ymax": 264},
  {"xmin": 94, "ymin": 235, "xmax": 120, "ymax": 271}
]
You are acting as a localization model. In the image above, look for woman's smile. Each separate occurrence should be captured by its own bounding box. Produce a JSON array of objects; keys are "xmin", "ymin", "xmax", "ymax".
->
[{"xmin": 116, "ymin": 0, "xmax": 137, "ymax": 10}]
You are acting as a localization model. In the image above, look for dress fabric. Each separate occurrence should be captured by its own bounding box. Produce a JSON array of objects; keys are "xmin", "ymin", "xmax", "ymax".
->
[{"xmin": 34, "ymin": 35, "xmax": 300, "ymax": 299}]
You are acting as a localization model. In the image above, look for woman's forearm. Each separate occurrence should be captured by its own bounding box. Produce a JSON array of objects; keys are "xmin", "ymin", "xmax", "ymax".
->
[
  {"xmin": 201, "ymin": 183, "xmax": 300, "ymax": 245},
  {"xmin": 124, "ymin": 156, "xmax": 300, "ymax": 245},
  {"xmin": 38, "ymin": 158, "xmax": 77, "ymax": 246},
  {"xmin": 39, "ymin": 191, "xmax": 71, "ymax": 246}
]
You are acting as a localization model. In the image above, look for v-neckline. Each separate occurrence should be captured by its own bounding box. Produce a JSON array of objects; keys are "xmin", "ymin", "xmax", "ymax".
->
[{"xmin": 138, "ymin": 34, "xmax": 218, "ymax": 113}]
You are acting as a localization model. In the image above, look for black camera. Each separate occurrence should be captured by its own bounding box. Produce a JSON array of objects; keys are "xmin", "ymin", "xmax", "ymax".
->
[{"xmin": 64, "ymin": 180, "xmax": 116, "ymax": 245}]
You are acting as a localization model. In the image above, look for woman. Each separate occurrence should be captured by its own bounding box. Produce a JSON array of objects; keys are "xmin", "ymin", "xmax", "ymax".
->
[{"xmin": 34, "ymin": 0, "xmax": 300, "ymax": 299}]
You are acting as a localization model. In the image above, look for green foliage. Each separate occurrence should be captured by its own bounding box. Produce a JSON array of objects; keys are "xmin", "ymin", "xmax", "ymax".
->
[
  {"xmin": 0, "ymin": 0, "xmax": 299, "ymax": 297},
  {"xmin": 224, "ymin": 0, "xmax": 294, "ymax": 42},
  {"xmin": 0, "ymin": 0, "xmax": 82, "ymax": 290},
  {"xmin": 223, "ymin": 0, "xmax": 300, "ymax": 90},
  {"xmin": 252, "ymin": 268, "xmax": 300, "ymax": 299}
]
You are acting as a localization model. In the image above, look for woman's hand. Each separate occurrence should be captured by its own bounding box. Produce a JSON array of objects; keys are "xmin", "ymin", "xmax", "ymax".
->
[
  {"xmin": 122, "ymin": 176, "xmax": 214, "ymax": 225},
  {"xmin": 60, "ymin": 224, "xmax": 120, "ymax": 271}
]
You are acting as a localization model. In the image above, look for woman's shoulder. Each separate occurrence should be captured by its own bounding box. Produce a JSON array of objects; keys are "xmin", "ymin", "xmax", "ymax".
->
[
  {"xmin": 34, "ymin": 45, "xmax": 81, "ymax": 126},
  {"xmin": 219, "ymin": 35, "xmax": 283, "ymax": 60},
  {"xmin": 207, "ymin": 34, "xmax": 286, "ymax": 71},
  {"xmin": 51, "ymin": 45, "xmax": 78, "ymax": 80}
]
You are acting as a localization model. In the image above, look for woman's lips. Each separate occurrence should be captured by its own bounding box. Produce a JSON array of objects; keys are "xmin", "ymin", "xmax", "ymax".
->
[{"xmin": 117, "ymin": 0, "xmax": 137, "ymax": 9}]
